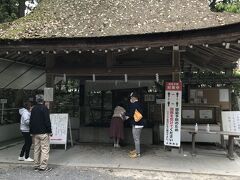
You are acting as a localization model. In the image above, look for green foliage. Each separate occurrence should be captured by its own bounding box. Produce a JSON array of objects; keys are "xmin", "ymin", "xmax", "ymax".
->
[
  {"xmin": 214, "ymin": 0, "xmax": 240, "ymax": 13},
  {"xmin": 0, "ymin": 0, "xmax": 19, "ymax": 23},
  {"xmin": 0, "ymin": 0, "xmax": 39, "ymax": 23}
]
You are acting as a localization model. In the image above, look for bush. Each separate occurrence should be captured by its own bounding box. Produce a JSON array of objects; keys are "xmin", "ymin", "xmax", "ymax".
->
[{"xmin": 215, "ymin": 1, "xmax": 240, "ymax": 13}]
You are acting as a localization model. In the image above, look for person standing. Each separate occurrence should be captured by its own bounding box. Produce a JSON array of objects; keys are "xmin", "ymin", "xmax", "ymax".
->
[
  {"xmin": 18, "ymin": 101, "xmax": 34, "ymax": 162},
  {"xmin": 126, "ymin": 92, "xmax": 144, "ymax": 158},
  {"xmin": 109, "ymin": 103, "xmax": 126, "ymax": 148},
  {"xmin": 30, "ymin": 94, "xmax": 52, "ymax": 171}
]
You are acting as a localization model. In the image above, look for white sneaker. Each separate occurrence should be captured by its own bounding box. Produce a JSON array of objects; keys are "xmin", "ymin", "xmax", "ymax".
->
[
  {"xmin": 18, "ymin": 157, "xmax": 24, "ymax": 161},
  {"xmin": 24, "ymin": 157, "xmax": 34, "ymax": 162},
  {"xmin": 115, "ymin": 144, "xmax": 121, "ymax": 148}
]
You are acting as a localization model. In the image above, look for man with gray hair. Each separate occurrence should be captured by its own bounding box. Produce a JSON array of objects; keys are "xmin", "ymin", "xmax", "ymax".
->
[{"xmin": 30, "ymin": 94, "xmax": 52, "ymax": 171}]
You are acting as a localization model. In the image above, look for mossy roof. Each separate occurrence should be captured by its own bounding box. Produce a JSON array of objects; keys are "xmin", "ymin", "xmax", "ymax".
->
[{"xmin": 1, "ymin": 0, "xmax": 240, "ymax": 40}]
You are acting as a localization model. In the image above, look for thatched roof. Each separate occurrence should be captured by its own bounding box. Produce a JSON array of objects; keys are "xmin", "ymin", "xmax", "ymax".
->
[{"xmin": 0, "ymin": 0, "xmax": 240, "ymax": 40}]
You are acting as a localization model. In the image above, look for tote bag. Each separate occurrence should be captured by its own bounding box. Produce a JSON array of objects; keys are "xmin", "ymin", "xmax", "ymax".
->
[{"xmin": 134, "ymin": 109, "xmax": 143, "ymax": 122}]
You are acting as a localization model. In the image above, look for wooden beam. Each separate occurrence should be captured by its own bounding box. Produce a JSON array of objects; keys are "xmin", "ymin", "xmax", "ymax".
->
[
  {"xmin": 46, "ymin": 54, "xmax": 55, "ymax": 69},
  {"xmin": 184, "ymin": 52, "xmax": 220, "ymax": 72},
  {"xmin": 47, "ymin": 66, "xmax": 176, "ymax": 76},
  {"xmin": 0, "ymin": 57, "xmax": 43, "ymax": 68},
  {"xmin": 208, "ymin": 47, "xmax": 239, "ymax": 60}
]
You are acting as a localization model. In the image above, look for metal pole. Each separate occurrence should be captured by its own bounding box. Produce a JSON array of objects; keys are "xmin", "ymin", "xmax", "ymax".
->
[
  {"xmin": 191, "ymin": 132, "xmax": 196, "ymax": 156},
  {"xmin": 228, "ymin": 135, "xmax": 235, "ymax": 160}
]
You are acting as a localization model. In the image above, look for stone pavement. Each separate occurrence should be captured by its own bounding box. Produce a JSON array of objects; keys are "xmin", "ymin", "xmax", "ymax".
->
[{"xmin": 0, "ymin": 142, "xmax": 240, "ymax": 177}]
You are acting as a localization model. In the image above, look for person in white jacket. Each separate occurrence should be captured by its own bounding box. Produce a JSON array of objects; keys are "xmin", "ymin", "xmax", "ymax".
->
[{"xmin": 18, "ymin": 101, "xmax": 34, "ymax": 162}]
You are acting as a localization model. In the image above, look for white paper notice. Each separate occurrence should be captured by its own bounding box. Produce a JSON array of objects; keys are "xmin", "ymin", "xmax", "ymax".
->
[
  {"xmin": 219, "ymin": 89, "xmax": 229, "ymax": 102},
  {"xmin": 50, "ymin": 114, "xmax": 68, "ymax": 145},
  {"xmin": 222, "ymin": 111, "xmax": 240, "ymax": 133},
  {"xmin": 44, "ymin": 88, "xmax": 54, "ymax": 102},
  {"xmin": 197, "ymin": 90, "xmax": 203, "ymax": 97}
]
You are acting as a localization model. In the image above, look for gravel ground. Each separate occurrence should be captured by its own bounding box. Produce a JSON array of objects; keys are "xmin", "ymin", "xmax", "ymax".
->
[{"xmin": 0, "ymin": 164, "xmax": 239, "ymax": 180}]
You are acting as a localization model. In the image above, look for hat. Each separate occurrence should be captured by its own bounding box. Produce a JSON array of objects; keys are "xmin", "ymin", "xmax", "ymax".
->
[
  {"xmin": 130, "ymin": 92, "xmax": 139, "ymax": 99},
  {"xmin": 36, "ymin": 94, "xmax": 44, "ymax": 103}
]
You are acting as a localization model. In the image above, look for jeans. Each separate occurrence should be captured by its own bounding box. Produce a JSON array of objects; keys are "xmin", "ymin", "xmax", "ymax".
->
[
  {"xmin": 132, "ymin": 126, "xmax": 143, "ymax": 154},
  {"xmin": 20, "ymin": 132, "xmax": 32, "ymax": 159}
]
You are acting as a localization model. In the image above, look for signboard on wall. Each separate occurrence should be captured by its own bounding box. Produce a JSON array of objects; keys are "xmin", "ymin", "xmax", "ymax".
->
[
  {"xmin": 219, "ymin": 89, "xmax": 229, "ymax": 102},
  {"xmin": 0, "ymin": 99, "xmax": 7, "ymax": 104},
  {"xmin": 164, "ymin": 82, "xmax": 182, "ymax": 147}
]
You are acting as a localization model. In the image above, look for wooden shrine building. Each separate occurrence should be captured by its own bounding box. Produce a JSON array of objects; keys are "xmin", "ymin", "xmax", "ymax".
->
[{"xmin": 0, "ymin": 0, "xmax": 240, "ymax": 143}]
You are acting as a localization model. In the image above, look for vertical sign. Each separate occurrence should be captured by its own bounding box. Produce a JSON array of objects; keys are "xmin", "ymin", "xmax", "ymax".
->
[{"xmin": 164, "ymin": 82, "xmax": 182, "ymax": 147}]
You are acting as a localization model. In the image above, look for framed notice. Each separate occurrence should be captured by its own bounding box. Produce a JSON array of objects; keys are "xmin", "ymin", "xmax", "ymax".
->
[
  {"xmin": 199, "ymin": 110, "xmax": 213, "ymax": 119},
  {"xmin": 164, "ymin": 82, "xmax": 182, "ymax": 147},
  {"xmin": 0, "ymin": 99, "xmax": 7, "ymax": 104},
  {"xmin": 182, "ymin": 110, "xmax": 195, "ymax": 119},
  {"xmin": 219, "ymin": 89, "xmax": 229, "ymax": 102}
]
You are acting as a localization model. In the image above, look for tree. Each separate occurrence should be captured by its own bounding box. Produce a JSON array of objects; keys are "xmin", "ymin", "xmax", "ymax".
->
[
  {"xmin": 0, "ymin": 0, "xmax": 19, "ymax": 23},
  {"xmin": 18, "ymin": 0, "xmax": 26, "ymax": 18},
  {"xmin": 0, "ymin": 0, "xmax": 39, "ymax": 23},
  {"xmin": 209, "ymin": 0, "xmax": 240, "ymax": 13}
]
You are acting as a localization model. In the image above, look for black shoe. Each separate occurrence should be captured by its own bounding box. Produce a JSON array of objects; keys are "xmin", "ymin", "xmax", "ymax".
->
[
  {"xmin": 38, "ymin": 167, "xmax": 52, "ymax": 172},
  {"xmin": 34, "ymin": 167, "xmax": 39, "ymax": 171}
]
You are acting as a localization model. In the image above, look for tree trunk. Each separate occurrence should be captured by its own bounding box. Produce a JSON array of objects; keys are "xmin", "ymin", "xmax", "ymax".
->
[{"xmin": 18, "ymin": 0, "xmax": 26, "ymax": 18}]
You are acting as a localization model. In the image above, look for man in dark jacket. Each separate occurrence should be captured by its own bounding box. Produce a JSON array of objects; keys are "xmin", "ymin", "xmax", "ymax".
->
[
  {"xmin": 30, "ymin": 94, "xmax": 52, "ymax": 171},
  {"xmin": 125, "ymin": 92, "xmax": 144, "ymax": 158}
]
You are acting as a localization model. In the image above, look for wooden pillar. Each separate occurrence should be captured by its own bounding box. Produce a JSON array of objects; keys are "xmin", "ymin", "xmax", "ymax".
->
[
  {"xmin": 79, "ymin": 80, "xmax": 85, "ymax": 125},
  {"xmin": 172, "ymin": 50, "xmax": 181, "ymax": 82},
  {"xmin": 45, "ymin": 54, "xmax": 55, "ymax": 111},
  {"xmin": 78, "ymin": 80, "xmax": 85, "ymax": 142},
  {"xmin": 46, "ymin": 54, "xmax": 55, "ymax": 87},
  {"xmin": 101, "ymin": 91, "xmax": 105, "ymax": 120}
]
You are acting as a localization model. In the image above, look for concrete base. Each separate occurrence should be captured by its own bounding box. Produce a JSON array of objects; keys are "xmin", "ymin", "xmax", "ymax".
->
[
  {"xmin": 160, "ymin": 124, "xmax": 221, "ymax": 144},
  {"xmin": 0, "ymin": 123, "xmax": 21, "ymax": 143},
  {"xmin": 76, "ymin": 127, "xmax": 152, "ymax": 145},
  {"xmin": 1, "ymin": 143, "xmax": 240, "ymax": 176}
]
